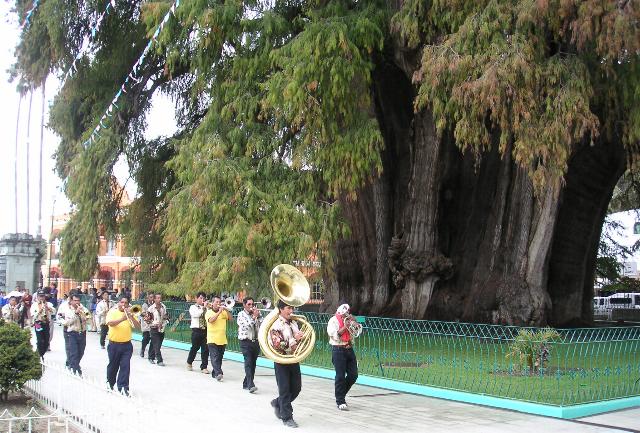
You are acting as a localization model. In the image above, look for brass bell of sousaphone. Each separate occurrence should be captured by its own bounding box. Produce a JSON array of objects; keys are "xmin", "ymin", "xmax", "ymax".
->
[{"xmin": 258, "ymin": 264, "xmax": 316, "ymax": 364}]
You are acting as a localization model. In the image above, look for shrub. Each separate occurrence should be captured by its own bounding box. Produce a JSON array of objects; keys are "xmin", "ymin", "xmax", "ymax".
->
[
  {"xmin": 0, "ymin": 321, "xmax": 42, "ymax": 401},
  {"xmin": 506, "ymin": 327, "xmax": 561, "ymax": 374}
]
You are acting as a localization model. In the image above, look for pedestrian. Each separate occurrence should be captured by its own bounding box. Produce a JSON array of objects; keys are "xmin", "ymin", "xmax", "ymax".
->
[
  {"xmin": 205, "ymin": 295, "xmax": 232, "ymax": 381},
  {"xmin": 327, "ymin": 303, "xmax": 359, "ymax": 411},
  {"xmin": 62, "ymin": 294, "xmax": 89, "ymax": 375},
  {"xmin": 186, "ymin": 291, "xmax": 209, "ymax": 373},
  {"xmin": 237, "ymin": 297, "xmax": 262, "ymax": 393},
  {"xmin": 105, "ymin": 296, "xmax": 139, "ymax": 396}
]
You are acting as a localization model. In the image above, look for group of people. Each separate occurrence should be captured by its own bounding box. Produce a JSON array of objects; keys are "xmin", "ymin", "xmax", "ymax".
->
[
  {"xmin": 5, "ymin": 285, "xmax": 360, "ymax": 429},
  {"xmin": 181, "ymin": 296, "xmax": 359, "ymax": 428}
]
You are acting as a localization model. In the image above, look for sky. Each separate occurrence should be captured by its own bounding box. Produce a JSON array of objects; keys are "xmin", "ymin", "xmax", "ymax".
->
[{"xmin": 0, "ymin": 2, "xmax": 176, "ymax": 240}]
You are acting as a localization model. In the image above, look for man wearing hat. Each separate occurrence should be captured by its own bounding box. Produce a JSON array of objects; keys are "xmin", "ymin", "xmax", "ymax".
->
[
  {"xmin": 327, "ymin": 303, "xmax": 359, "ymax": 411},
  {"xmin": 30, "ymin": 290, "xmax": 55, "ymax": 359}
]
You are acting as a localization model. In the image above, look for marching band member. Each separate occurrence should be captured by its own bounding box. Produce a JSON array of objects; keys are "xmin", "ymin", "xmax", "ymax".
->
[
  {"xmin": 205, "ymin": 295, "xmax": 232, "ymax": 381},
  {"xmin": 30, "ymin": 290, "xmax": 55, "ymax": 359},
  {"xmin": 140, "ymin": 292, "xmax": 155, "ymax": 359},
  {"xmin": 147, "ymin": 293, "xmax": 168, "ymax": 366},
  {"xmin": 62, "ymin": 294, "xmax": 90, "ymax": 375},
  {"xmin": 270, "ymin": 300, "xmax": 303, "ymax": 428},
  {"xmin": 186, "ymin": 292, "xmax": 209, "ymax": 373},
  {"xmin": 56, "ymin": 294, "xmax": 72, "ymax": 368},
  {"xmin": 1, "ymin": 296, "xmax": 22, "ymax": 324},
  {"xmin": 327, "ymin": 303, "xmax": 359, "ymax": 411},
  {"xmin": 95, "ymin": 291, "xmax": 114, "ymax": 349},
  {"xmin": 237, "ymin": 297, "xmax": 262, "ymax": 393},
  {"xmin": 106, "ymin": 296, "xmax": 139, "ymax": 396}
]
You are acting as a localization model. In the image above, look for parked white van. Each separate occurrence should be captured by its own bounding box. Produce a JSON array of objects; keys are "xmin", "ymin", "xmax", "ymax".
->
[{"xmin": 607, "ymin": 292, "xmax": 640, "ymax": 309}]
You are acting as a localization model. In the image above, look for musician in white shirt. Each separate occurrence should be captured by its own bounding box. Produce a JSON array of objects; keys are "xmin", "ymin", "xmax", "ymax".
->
[
  {"xmin": 186, "ymin": 292, "xmax": 209, "ymax": 373},
  {"xmin": 30, "ymin": 291, "xmax": 55, "ymax": 359},
  {"xmin": 1, "ymin": 296, "xmax": 22, "ymax": 324},
  {"xmin": 95, "ymin": 291, "xmax": 114, "ymax": 349},
  {"xmin": 147, "ymin": 294, "xmax": 168, "ymax": 366}
]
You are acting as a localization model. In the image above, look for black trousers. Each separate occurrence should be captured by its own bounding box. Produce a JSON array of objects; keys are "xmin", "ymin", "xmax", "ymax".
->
[
  {"xmin": 150, "ymin": 329, "xmax": 165, "ymax": 363},
  {"xmin": 273, "ymin": 363, "xmax": 301, "ymax": 421},
  {"xmin": 208, "ymin": 343, "xmax": 226, "ymax": 376},
  {"xmin": 187, "ymin": 328, "xmax": 209, "ymax": 370},
  {"xmin": 141, "ymin": 331, "xmax": 154, "ymax": 358},
  {"xmin": 34, "ymin": 321, "xmax": 50, "ymax": 358},
  {"xmin": 100, "ymin": 325, "xmax": 109, "ymax": 348},
  {"xmin": 67, "ymin": 331, "xmax": 87, "ymax": 375},
  {"xmin": 331, "ymin": 346, "xmax": 358, "ymax": 405},
  {"xmin": 106, "ymin": 341, "xmax": 133, "ymax": 392},
  {"xmin": 240, "ymin": 339, "xmax": 260, "ymax": 389}
]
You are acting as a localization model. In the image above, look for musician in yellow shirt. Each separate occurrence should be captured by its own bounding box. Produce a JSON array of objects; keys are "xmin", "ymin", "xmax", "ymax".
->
[
  {"xmin": 105, "ymin": 297, "xmax": 140, "ymax": 396},
  {"xmin": 205, "ymin": 296, "xmax": 232, "ymax": 381}
]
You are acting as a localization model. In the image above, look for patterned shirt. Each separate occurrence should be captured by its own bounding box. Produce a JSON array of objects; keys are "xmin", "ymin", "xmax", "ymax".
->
[
  {"xmin": 270, "ymin": 315, "xmax": 300, "ymax": 356},
  {"xmin": 148, "ymin": 303, "xmax": 168, "ymax": 333},
  {"xmin": 237, "ymin": 309, "xmax": 262, "ymax": 341},
  {"xmin": 63, "ymin": 305, "xmax": 89, "ymax": 332}
]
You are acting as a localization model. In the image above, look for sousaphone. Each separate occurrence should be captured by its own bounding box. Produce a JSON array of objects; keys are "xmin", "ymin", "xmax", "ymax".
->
[{"xmin": 258, "ymin": 264, "xmax": 316, "ymax": 364}]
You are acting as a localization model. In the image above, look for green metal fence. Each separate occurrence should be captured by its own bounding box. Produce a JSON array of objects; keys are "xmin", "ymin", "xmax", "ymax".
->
[{"xmin": 81, "ymin": 297, "xmax": 640, "ymax": 406}]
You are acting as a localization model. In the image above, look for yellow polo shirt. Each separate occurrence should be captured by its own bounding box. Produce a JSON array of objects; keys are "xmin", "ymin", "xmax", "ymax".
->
[
  {"xmin": 205, "ymin": 309, "xmax": 231, "ymax": 345},
  {"xmin": 106, "ymin": 309, "xmax": 133, "ymax": 343}
]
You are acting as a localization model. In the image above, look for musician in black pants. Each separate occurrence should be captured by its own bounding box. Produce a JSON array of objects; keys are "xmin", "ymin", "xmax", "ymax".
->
[
  {"xmin": 140, "ymin": 293, "xmax": 154, "ymax": 359},
  {"xmin": 186, "ymin": 292, "xmax": 209, "ymax": 373},
  {"xmin": 270, "ymin": 300, "xmax": 303, "ymax": 428},
  {"xmin": 237, "ymin": 297, "xmax": 262, "ymax": 392},
  {"xmin": 30, "ymin": 291, "xmax": 54, "ymax": 359}
]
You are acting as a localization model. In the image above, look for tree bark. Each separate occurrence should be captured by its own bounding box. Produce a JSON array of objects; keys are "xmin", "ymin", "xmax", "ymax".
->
[{"xmin": 323, "ymin": 53, "xmax": 626, "ymax": 326}]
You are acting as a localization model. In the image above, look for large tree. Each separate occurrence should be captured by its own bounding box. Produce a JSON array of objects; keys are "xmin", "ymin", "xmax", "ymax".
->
[{"xmin": 13, "ymin": 0, "xmax": 640, "ymax": 325}]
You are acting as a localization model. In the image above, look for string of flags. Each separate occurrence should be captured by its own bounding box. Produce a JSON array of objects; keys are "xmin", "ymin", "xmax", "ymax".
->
[
  {"xmin": 82, "ymin": 0, "xmax": 181, "ymax": 149},
  {"xmin": 60, "ymin": 0, "xmax": 117, "ymax": 88},
  {"xmin": 21, "ymin": 0, "xmax": 40, "ymax": 30}
]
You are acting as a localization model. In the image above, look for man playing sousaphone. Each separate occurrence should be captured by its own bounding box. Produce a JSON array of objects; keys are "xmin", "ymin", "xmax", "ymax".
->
[
  {"xmin": 269, "ymin": 300, "xmax": 304, "ymax": 428},
  {"xmin": 327, "ymin": 303, "xmax": 359, "ymax": 411}
]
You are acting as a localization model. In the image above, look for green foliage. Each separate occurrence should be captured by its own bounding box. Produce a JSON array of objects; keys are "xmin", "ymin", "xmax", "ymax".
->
[
  {"xmin": 506, "ymin": 327, "xmax": 561, "ymax": 373},
  {"xmin": 12, "ymin": 0, "xmax": 640, "ymax": 295},
  {"xmin": 0, "ymin": 322, "xmax": 42, "ymax": 400}
]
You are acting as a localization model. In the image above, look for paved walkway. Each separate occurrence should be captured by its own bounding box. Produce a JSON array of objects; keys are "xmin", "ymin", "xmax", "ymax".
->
[{"xmin": 41, "ymin": 327, "xmax": 640, "ymax": 433}]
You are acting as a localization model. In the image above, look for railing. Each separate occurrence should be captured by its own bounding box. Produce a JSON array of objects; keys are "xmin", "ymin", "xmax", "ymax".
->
[
  {"xmin": 23, "ymin": 360, "xmax": 173, "ymax": 433},
  {"xmin": 0, "ymin": 407, "xmax": 69, "ymax": 433},
  {"xmin": 145, "ymin": 302, "xmax": 640, "ymax": 407}
]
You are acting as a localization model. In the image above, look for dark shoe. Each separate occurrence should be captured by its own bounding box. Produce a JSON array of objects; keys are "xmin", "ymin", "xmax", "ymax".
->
[
  {"xmin": 249, "ymin": 386, "xmax": 258, "ymax": 393},
  {"xmin": 140, "ymin": 352, "xmax": 144, "ymax": 358},
  {"xmin": 215, "ymin": 374, "xmax": 223, "ymax": 381},
  {"xmin": 271, "ymin": 400, "xmax": 281, "ymax": 419},
  {"xmin": 283, "ymin": 419, "xmax": 298, "ymax": 428},
  {"xmin": 157, "ymin": 362, "xmax": 166, "ymax": 367}
]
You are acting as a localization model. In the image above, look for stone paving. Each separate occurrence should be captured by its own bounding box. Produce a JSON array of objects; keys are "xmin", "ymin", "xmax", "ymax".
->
[{"xmin": 39, "ymin": 327, "xmax": 640, "ymax": 433}]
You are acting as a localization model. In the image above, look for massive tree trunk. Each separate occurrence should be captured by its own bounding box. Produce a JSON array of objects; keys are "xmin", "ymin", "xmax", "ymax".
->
[{"xmin": 322, "ymin": 53, "xmax": 626, "ymax": 327}]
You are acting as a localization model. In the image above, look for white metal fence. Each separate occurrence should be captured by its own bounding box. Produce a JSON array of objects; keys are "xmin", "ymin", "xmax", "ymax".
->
[
  {"xmin": 0, "ymin": 407, "xmax": 69, "ymax": 433},
  {"xmin": 23, "ymin": 361, "xmax": 171, "ymax": 433}
]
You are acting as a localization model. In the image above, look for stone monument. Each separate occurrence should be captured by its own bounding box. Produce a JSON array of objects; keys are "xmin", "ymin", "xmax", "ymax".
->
[{"xmin": 0, "ymin": 233, "xmax": 44, "ymax": 293}]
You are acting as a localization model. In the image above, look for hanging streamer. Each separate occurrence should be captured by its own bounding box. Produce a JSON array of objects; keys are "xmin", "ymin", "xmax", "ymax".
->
[
  {"xmin": 82, "ymin": 0, "xmax": 181, "ymax": 148},
  {"xmin": 21, "ymin": 0, "xmax": 40, "ymax": 30},
  {"xmin": 60, "ymin": 0, "xmax": 116, "ymax": 88}
]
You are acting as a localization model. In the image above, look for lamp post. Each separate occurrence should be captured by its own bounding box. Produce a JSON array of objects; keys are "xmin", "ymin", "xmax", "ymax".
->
[{"xmin": 47, "ymin": 197, "xmax": 56, "ymax": 287}]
